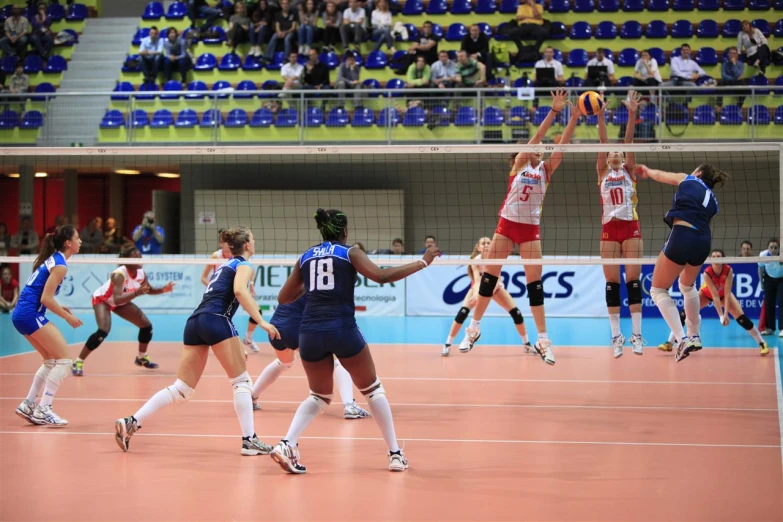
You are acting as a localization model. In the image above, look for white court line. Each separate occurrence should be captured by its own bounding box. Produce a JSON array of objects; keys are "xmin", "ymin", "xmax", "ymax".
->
[
  {"xmin": 0, "ymin": 430, "xmax": 777, "ymax": 449},
  {"xmin": 0, "ymin": 396, "xmax": 776, "ymax": 413},
  {"xmin": 0, "ymin": 372, "xmax": 774, "ymax": 386},
  {"xmin": 774, "ymin": 348, "xmax": 783, "ymax": 501}
]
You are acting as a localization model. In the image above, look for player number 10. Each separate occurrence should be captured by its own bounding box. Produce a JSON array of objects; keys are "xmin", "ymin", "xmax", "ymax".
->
[{"xmin": 610, "ymin": 187, "xmax": 624, "ymax": 206}]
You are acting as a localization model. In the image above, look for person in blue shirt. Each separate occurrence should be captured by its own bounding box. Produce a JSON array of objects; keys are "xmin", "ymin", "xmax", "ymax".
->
[
  {"xmin": 132, "ymin": 211, "xmax": 166, "ymax": 255},
  {"xmin": 115, "ymin": 227, "xmax": 281, "ymax": 456},
  {"xmin": 138, "ymin": 26, "xmax": 165, "ymax": 84},
  {"xmin": 636, "ymin": 163, "xmax": 728, "ymax": 362},
  {"xmin": 270, "ymin": 208, "xmax": 440, "ymax": 475},
  {"xmin": 13, "ymin": 225, "xmax": 83, "ymax": 428},
  {"xmin": 759, "ymin": 239, "xmax": 783, "ymax": 337}
]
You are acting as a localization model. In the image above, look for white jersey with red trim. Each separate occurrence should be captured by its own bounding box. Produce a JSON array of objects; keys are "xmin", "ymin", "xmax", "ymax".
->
[
  {"xmin": 92, "ymin": 266, "xmax": 145, "ymax": 307},
  {"xmin": 600, "ymin": 164, "xmax": 638, "ymax": 224},
  {"xmin": 499, "ymin": 161, "xmax": 549, "ymax": 225}
]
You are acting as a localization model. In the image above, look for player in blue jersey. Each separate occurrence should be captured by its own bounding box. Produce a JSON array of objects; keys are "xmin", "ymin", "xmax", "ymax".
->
[
  {"xmin": 635, "ymin": 163, "xmax": 728, "ymax": 362},
  {"xmin": 13, "ymin": 225, "xmax": 83, "ymax": 427},
  {"xmin": 114, "ymin": 226, "xmax": 281, "ymax": 455},
  {"xmin": 250, "ymin": 294, "xmax": 371, "ymax": 420},
  {"xmin": 270, "ymin": 209, "xmax": 441, "ymax": 474}
]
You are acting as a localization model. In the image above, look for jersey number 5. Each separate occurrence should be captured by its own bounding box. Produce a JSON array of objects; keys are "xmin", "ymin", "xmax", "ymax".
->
[
  {"xmin": 519, "ymin": 185, "xmax": 533, "ymax": 202},
  {"xmin": 309, "ymin": 258, "xmax": 335, "ymax": 291},
  {"xmin": 610, "ymin": 187, "xmax": 624, "ymax": 206}
]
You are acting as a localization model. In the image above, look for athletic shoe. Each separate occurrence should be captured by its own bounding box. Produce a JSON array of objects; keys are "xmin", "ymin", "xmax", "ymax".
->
[
  {"xmin": 441, "ymin": 344, "xmax": 451, "ymax": 356},
  {"xmin": 675, "ymin": 337, "xmax": 696, "ymax": 362},
  {"xmin": 689, "ymin": 335, "xmax": 703, "ymax": 352},
  {"xmin": 344, "ymin": 400, "xmax": 370, "ymax": 419},
  {"xmin": 15, "ymin": 400, "xmax": 40, "ymax": 425},
  {"xmin": 388, "ymin": 450, "xmax": 408, "ymax": 472},
  {"xmin": 533, "ymin": 338, "xmax": 556, "ymax": 365},
  {"xmin": 241, "ymin": 435, "xmax": 274, "ymax": 456},
  {"xmin": 658, "ymin": 341, "xmax": 673, "ymax": 352},
  {"xmin": 134, "ymin": 355, "xmax": 159, "ymax": 369},
  {"xmin": 778, "ymin": 331, "xmax": 783, "ymax": 338},
  {"xmin": 760, "ymin": 342, "xmax": 770, "ymax": 356},
  {"xmin": 252, "ymin": 401, "xmax": 261, "ymax": 411},
  {"xmin": 242, "ymin": 337, "xmax": 260, "ymax": 353},
  {"xmin": 71, "ymin": 360, "xmax": 83, "ymax": 376},
  {"xmin": 630, "ymin": 334, "xmax": 645, "ymax": 356},
  {"xmin": 760, "ymin": 329, "xmax": 774, "ymax": 336},
  {"xmin": 461, "ymin": 326, "xmax": 481, "ymax": 353},
  {"xmin": 33, "ymin": 405, "xmax": 68, "ymax": 427},
  {"xmin": 523, "ymin": 342, "xmax": 534, "ymax": 354},
  {"xmin": 115, "ymin": 416, "xmax": 138, "ymax": 451},
  {"xmin": 612, "ymin": 334, "xmax": 625, "ymax": 358},
  {"xmin": 270, "ymin": 440, "xmax": 307, "ymax": 474}
]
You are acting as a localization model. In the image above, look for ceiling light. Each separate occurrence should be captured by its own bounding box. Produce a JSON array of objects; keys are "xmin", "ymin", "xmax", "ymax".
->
[
  {"xmin": 155, "ymin": 172, "xmax": 180, "ymax": 178},
  {"xmin": 7, "ymin": 173, "xmax": 19, "ymax": 178},
  {"xmin": 114, "ymin": 169, "xmax": 140, "ymax": 175},
  {"xmin": 35, "ymin": 172, "xmax": 47, "ymax": 178}
]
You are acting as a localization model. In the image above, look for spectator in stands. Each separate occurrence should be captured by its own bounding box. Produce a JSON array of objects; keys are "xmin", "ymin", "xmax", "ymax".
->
[
  {"xmin": 738, "ymin": 20, "xmax": 770, "ymax": 75},
  {"xmin": 187, "ymin": 0, "xmax": 222, "ymax": 31},
  {"xmin": 461, "ymin": 24, "xmax": 493, "ymax": 80},
  {"xmin": 370, "ymin": 0, "xmax": 394, "ymax": 53},
  {"xmin": 534, "ymin": 46, "xmax": 564, "ymax": 87},
  {"xmin": 139, "ymin": 26, "xmax": 164, "ymax": 85},
  {"xmin": 322, "ymin": 1, "xmax": 342, "ymax": 52},
  {"xmin": 280, "ymin": 50, "xmax": 303, "ymax": 89},
  {"xmin": 455, "ymin": 50, "xmax": 487, "ymax": 87},
  {"xmin": 80, "ymin": 217, "xmax": 104, "ymax": 254},
  {"xmin": 263, "ymin": 0, "xmax": 297, "ymax": 63},
  {"xmin": 585, "ymin": 47, "xmax": 615, "ymax": 87},
  {"xmin": 132, "ymin": 210, "xmax": 166, "ymax": 255},
  {"xmin": 46, "ymin": 214, "xmax": 66, "ymax": 235},
  {"xmin": 0, "ymin": 265, "xmax": 19, "ymax": 313},
  {"xmin": 227, "ymin": 1, "xmax": 251, "ymax": 53},
  {"xmin": 303, "ymin": 48, "xmax": 330, "ymax": 89},
  {"xmin": 11, "ymin": 216, "xmax": 39, "ymax": 255},
  {"xmin": 508, "ymin": 0, "xmax": 549, "ymax": 62},
  {"xmin": 164, "ymin": 28, "xmax": 192, "ymax": 83},
  {"xmin": 296, "ymin": 0, "xmax": 318, "ymax": 54},
  {"xmin": 407, "ymin": 55, "xmax": 431, "ymax": 87},
  {"xmin": 101, "ymin": 216, "xmax": 126, "ymax": 254},
  {"xmin": 0, "ymin": 8, "xmax": 30, "ymax": 58},
  {"xmin": 720, "ymin": 46, "xmax": 745, "ymax": 106},
  {"xmin": 30, "ymin": 2, "xmax": 54, "ymax": 59},
  {"xmin": 413, "ymin": 20, "xmax": 438, "ymax": 64},
  {"xmin": 664, "ymin": 43, "xmax": 705, "ymax": 88},
  {"xmin": 741, "ymin": 240, "xmax": 753, "ymax": 257},
  {"xmin": 760, "ymin": 239, "xmax": 783, "ymax": 336},
  {"xmin": 9, "ymin": 64, "xmax": 29, "ymax": 101},
  {"xmin": 431, "ymin": 50, "xmax": 457, "ymax": 88},
  {"xmin": 391, "ymin": 238, "xmax": 404, "ymax": 254},
  {"xmin": 419, "ymin": 235, "xmax": 437, "ymax": 254},
  {"xmin": 0, "ymin": 223, "xmax": 10, "ymax": 256},
  {"xmin": 632, "ymin": 49, "xmax": 662, "ymax": 88},
  {"xmin": 335, "ymin": 50, "xmax": 360, "ymax": 97},
  {"xmin": 248, "ymin": 0, "xmax": 272, "ymax": 57},
  {"xmin": 341, "ymin": 0, "xmax": 367, "ymax": 52}
]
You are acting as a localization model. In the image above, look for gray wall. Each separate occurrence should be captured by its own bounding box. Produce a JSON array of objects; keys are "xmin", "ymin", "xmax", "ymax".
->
[{"xmin": 103, "ymin": 0, "xmax": 151, "ymax": 17}]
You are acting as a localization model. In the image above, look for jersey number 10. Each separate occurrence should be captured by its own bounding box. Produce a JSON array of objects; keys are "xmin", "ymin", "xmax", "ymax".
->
[
  {"xmin": 309, "ymin": 258, "xmax": 335, "ymax": 291},
  {"xmin": 610, "ymin": 187, "xmax": 624, "ymax": 206}
]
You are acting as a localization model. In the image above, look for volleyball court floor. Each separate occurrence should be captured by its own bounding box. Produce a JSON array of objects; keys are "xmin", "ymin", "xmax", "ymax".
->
[{"xmin": 1, "ymin": 315, "xmax": 781, "ymax": 521}]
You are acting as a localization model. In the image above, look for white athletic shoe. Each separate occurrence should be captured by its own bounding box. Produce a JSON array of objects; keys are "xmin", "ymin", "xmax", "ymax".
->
[
  {"xmin": 689, "ymin": 335, "xmax": 703, "ymax": 352},
  {"xmin": 533, "ymin": 338, "xmax": 556, "ymax": 365},
  {"xmin": 115, "ymin": 416, "xmax": 138, "ymax": 451},
  {"xmin": 523, "ymin": 342, "xmax": 535, "ymax": 354},
  {"xmin": 388, "ymin": 450, "xmax": 408, "ymax": 472},
  {"xmin": 675, "ymin": 337, "xmax": 697, "ymax": 362},
  {"xmin": 460, "ymin": 326, "xmax": 481, "ymax": 353},
  {"xmin": 441, "ymin": 344, "xmax": 451, "ymax": 356},
  {"xmin": 242, "ymin": 337, "xmax": 260, "ymax": 353},
  {"xmin": 241, "ymin": 435, "xmax": 274, "ymax": 456},
  {"xmin": 344, "ymin": 400, "xmax": 371, "ymax": 419},
  {"xmin": 270, "ymin": 440, "xmax": 307, "ymax": 474},
  {"xmin": 612, "ymin": 334, "xmax": 625, "ymax": 358},
  {"xmin": 15, "ymin": 400, "xmax": 40, "ymax": 425},
  {"xmin": 630, "ymin": 334, "xmax": 645, "ymax": 355},
  {"xmin": 32, "ymin": 405, "xmax": 68, "ymax": 427},
  {"xmin": 252, "ymin": 400, "xmax": 261, "ymax": 411}
]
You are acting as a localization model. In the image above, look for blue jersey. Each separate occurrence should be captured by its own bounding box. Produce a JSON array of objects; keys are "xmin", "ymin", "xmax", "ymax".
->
[
  {"xmin": 664, "ymin": 175, "xmax": 719, "ymax": 233},
  {"xmin": 14, "ymin": 252, "xmax": 67, "ymax": 317},
  {"xmin": 271, "ymin": 294, "xmax": 307, "ymax": 329},
  {"xmin": 299, "ymin": 242, "xmax": 357, "ymax": 332},
  {"xmin": 191, "ymin": 256, "xmax": 252, "ymax": 320}
]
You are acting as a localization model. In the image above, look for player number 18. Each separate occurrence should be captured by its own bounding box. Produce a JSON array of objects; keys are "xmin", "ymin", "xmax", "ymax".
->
[{"xmin": 309, "ymin": 258, "xmax": 335, "ymax": 291}]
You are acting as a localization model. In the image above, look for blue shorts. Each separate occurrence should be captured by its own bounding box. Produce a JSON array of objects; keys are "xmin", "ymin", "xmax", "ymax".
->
[
  {"xmin": 12, "ymin": 312, "xmax": 49, "ymax": 336},
  {"xmin": 299, "ymin": 327, "xmax": 367, "ymax": 363},
  {"xmin": 269, "ymin": 324, "xmax": 299, "ymax": 351},
  {"xmin": 663, "ymin": 225, "xmax": 711, "ymax": 266},
  {"xmin": 183, "ymin": 314, "xmax": 237, "ymax": 346}
]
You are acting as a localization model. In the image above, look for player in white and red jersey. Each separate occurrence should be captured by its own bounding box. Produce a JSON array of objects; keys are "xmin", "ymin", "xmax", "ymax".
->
[
  {"xmin": 200, "ymin": 228, "xmax": 231, "ymax": 286},
  {"xmin": 72, "ymin": 245, "xmax": 175, "ymax": 376},
  {"xmin": 463, "ymin": 88, "xmax": 582, "ymax": 366},
  {"xmin": 596, "ymin": 90, "xmax": 644, "ymax": 358}
]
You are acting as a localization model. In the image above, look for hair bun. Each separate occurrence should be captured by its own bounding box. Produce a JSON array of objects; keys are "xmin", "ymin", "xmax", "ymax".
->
[{"xmin": 313, "ymin": 208, "xmax": 329, "ymax": 226}]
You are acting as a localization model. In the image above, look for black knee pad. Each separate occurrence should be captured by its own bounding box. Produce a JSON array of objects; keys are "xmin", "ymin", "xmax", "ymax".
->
[
  {"xmin": 138, "ymin": 326, "xmax": 153, "ymax": 344},
  {"xmin": 679, "ymin": 309, "xmax": 686, "ymax": 326},
  {"xmin": 478, "ymin": 273, "xmax": 499, "ymax": 298},
  {"xmin": 626, "ymin": 279, "xmax": 642, "ymax": 306},
  {"xmin": 85, "ymin": 329, "xmax": 109, "ymax": 351},
  {"xmin": 509, "ymin": 307, "xmax": 524, "ymax": 324},
  {"xmin": 527, "ymin": 280, "xmax": 544, "ymax": 307},
  {"xmin": 605, "ymin": 282, "xmax": 621, "ymax": 308},
  {"xmin": 736, "ymin": 314, "xmax": 754, "ymax": 330},
  {"xmin": 454, "ymin": 306, "xmax": 470, "ymax": 324}
]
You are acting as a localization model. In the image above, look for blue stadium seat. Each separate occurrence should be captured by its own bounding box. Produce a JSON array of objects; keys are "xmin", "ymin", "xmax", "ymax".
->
[
  {"xmin": 427, "ymin": 0, "xmax": 448, "ymax": 14},
  {"xmin": 454, "ymin": 106, "xmax": 477, "ymax": 126},
  {"xmin": 21, "ymin": 110, "xmax": 43, "ymax": 129},
  {"xmin": 477, "ymin": 22, "xmax": 493, "ymax": 38},
  {"xmin": 137, "ymin": 82, "xmax": 159, "ymax": 100},
  {"xmin": 570, "ymin": 22, "xmax": 592, "ymax": 39},
  {"xmin": 0, "ymin": 110, "xmax": 19, "ymax": 129},
  {"xmin": 260, "ymin": 80, "xmax": 281, "ymax": 97},
  {"xmin": 361, "ymin": 78, "xmax": 382, "ymax": 96},
  {"xmin": 573, "ymin": 0, "xmax": 595, "ymax": 11},
  {"xmin": 403, "ymin": 106, "xmax": 426, "ymax": 126},
  {"xmin": 748, "ymin": 105, "xmax": 771, "ymax": 124},
  {"xmin": 343, "ymin": 51, "xmax": 362, "ymax": 66},
  {"xmin": 67, "ymin": 3, "xmax": 88, "ymax": 21},
  {"xmin": 186, "ymin": 80, "xmax": 208, "ymax": 98},
  {"xmin": 513, "ymin": 75, "xmax": 533, "ymax": 88},
  {"xmin": 395, "ymin": 24, "xmax": 418, "ymax": 42},
  {"xmin": 549, "ymin": 22, "xmax": 567, "ymax": 40},
  {"xmin": 266, "ymin": 52, "xmax": 287, "ymax": 70},
  {"xmin": 32, "ymin": 82, "xmax": 55, "ymax": 101},
  {"xmin": 548, "ymin": 0, "xmax": 570, "ymax": 12},
  {"xmin": 692, "ymin": 105, "xmax": 716, "ymax": 124},
  {"xmin": 697, "ymin": 20, "xmax": 719, "ymax": 38},
  {"xmin": 150, "ymin": 109, "xmax": 174, "ymax": 128},
  {"xmin": 225, "ymin": 109, "xmax": 248, "ymax": 128},
  {"xmin": 647, "ymin": 0, "xmax": 669, "ymax": 9},
  {"xmin": 499, "ymin": 0, "xmax": 519, "ymax": 12},
  {"xmin": 532, "ymin": 106, "xmax": 551, "ymax": 125},
  {"xmin": 749, "ymin": 74, "xmax": 770, "ymax": 94},
  {"xmin": 446, "ymin": 23, "xmax": 468, "ymax": 41},
  {"xmin": 451, "ymin": 0, "xmax": 473, "ymax": 13},
  {"xmin": 202, "ymin": 27, "xmax": 226, "ymax": 44},
  {"xmin": 775, "ymin": 0, "xmax": 783, "ymax": 8},
  {"xmin": 774, "ymin": 75, "xmax": 783, "ymax": 95},
  {"xmin": 158, "ymin": 80, "xmax": 181, "ymax": 99},
  {"xmin": 565, "ymin": 75, "xmax": 585, "ymax": 88},
  {"xmin": 122, "ymin": 54, "xmax": 142, "ymax": 73},
  {"xmin": 612, "ymin": 105, "xmax": 630, "ymax": 124},
  {"xmin": 475, "ymin": 0, "xmax": 498, "ymax": 13},
  {"xmin": 696, "ymin": 47, "xmax": 718, "ymax": 65},
  {"xmin": 749, "ymin": 0, "xmax": 770, "ymax": 9},
  {"xmin": 616, "ymin": 75, "xmax": 633, "ymax": 86},
  {"xmin": 618, "ymin": 48, "xmax": 640, "ymax": 66},
  {"xmin": 723, "ymin": 0, "xmax": 745, "ymax": 9},
  {"xmin": 696, "ymin": 0, "xmax": 718, "ymax": 8},
  {"xmin": 552, "ymin": 48, "xmax": 565, "ymax": 61},
  {"xmin": 250, "ymin": 108, "xmax": 274, "ymax": 128},
  {"xmin": 23, "ymin": 55, "xmax": 42, "ymax": 74},
  {"xmin": 774, "ymin": 19, "xmax": 783, "ymax": 37},
  {"xmin": 599, "ymin": 0, "xmax": 620, "ymax": 10},
  {"xmin": 622, "ymin": 0, "xmax": 644, "ymax": 10},
  {"xmin": 430, "ymin": 23, "xmax": 445, "ymax": 40},
  {"xmin": 620, "ymin": 21, "xmax": 642, "ymax": 38},
  {"xmin": 1, "ymin": 55, "xmax": 17, "ymax": 75},
  {"xmin": 111, "ymin": 82, "xmax": 134, "ymax": 101},
  {"xmin": 231, "ymin": 80, "xmax": 256, "ymax": 99},
  {"xmin": 326, "ymin": 107, "xmax": 350, "ymax": 127},
  {"xmin": 386, "ymin": 78, "xmax": 406, "ymax": 97},
  {"xmin": 507, "ymin": 106, "xmax": 529, "ymax": 126},
  {"xmin": 482, "ymin": 106, "xmax": 504, "ymax": 126},
  {"xmin": 276, "ymin": 108, "xmax": 299, "ymax": 127},
  {"xmin": 175, "ymin": 109, "xmax": 199, "ymax": 127},
  {"xmin": 200, "ymin": 108, "xmax": 223, "ymax": 127},
  {"xmin": 305, "ymin": 107, "xmax": 324, "ymax": 126},
  {"xmin": 595, "ymin": 21, "xmax": 617, "ymax": 39},
  {"xmin": 131, "ymin": 110, "xmax": 149, "ymax": 128},
  {"xmin": 219, "ymin": 53, "xmax": 242, "ymax": 71},
  {"xmin": 673, "ymin": 0, "xmax": 694, "ymax": 10},
  {"xmin": 646, "ymin": 20, "xmax": 668, "ymax": 38},
  {"xmin": 426, "ymin": 105, "xmax": 449, "ymax": 126},
  {"xmin": 243, "ymin": 55, "xmax": 263, "ymax": 71},
  {"xmin": 365, "ymin": 50, "xmax": 389, "ymax": 69},
  {"xmin": 402, "ymin": 0, "xmax": 424, "ymax": 15},
  {"xmin": 722, "ymin": 19, "xmax": 742, "ymax": 37},
  {"xmin": 666, "ymin": 104, "xmax": 689, "ymax": 124},
  {"xmin": 671, "ymin": 20, "xmax": 693, "ymax": 37},
  {"xmin": 720, "ymin": 105, "xmax": 744, "ymax": 124},
  {"xmin": 352, "ymin": 107, "xmax": 375, "ymax": 127},
  {"xmin": 640, "ymin": 104, "xmax": 659, "ymax": 124},
  {"xmin": 567, "ymin": 48, "xmax": 590, "ymax": 67},
  {"xmin": 43, "ymin": 55, "xmax": 66, "ymax": 73},
  {"xmin": 212, "ymin": 80, "xmax": 232, "ymax": 98},
  {"xmin": 194, "ymin": 53, "xmax": 217, "ymax": 71},
  {"xmin": 166, "ymin": 1, "xmax": 187, "ymax": 19},
  {"xmin": 100, "ymin": 110, "xmax": 125, "ymax": 129},
  {"xmin": 774, "ymin": 106, "xmax": 783, "ymax": 125},
  {"xmin": 320, "ymin": 51, "xmax": 339, "ymax": 69},
  {"xmin": 47, "ymin": 3, "xmax": 66, "ymax": 21},
  {"xmin": 142, "ymin": 1, "xmax": 163, "ymax": 20},
  {"xmin": 752, "ymin": 19, "xmax": 771, "ymax": 37},
  {"xmin": 378, "ymin": 107, "xmax": 400, "ymax": 126}
]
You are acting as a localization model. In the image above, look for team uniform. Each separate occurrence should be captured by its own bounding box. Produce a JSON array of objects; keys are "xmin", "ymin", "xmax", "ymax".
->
[
  {"xmin": 600, "ymin": 164, "xmax": 642, "ymax": 243},
  {"xmin": 91, "ymin": 266, "xmax": 145, "ymax": 311},
  {"xmin": 269, "ymin": 296, "xmax": 307, "ymax": 351},
  {"xmin": 496, "ymin": 161, "xmax": 548, "ymax": 244},
  {"xmin": 12, "ymin": 252, "xmax": 66, "ymax": 336},
  {"xmin": 662, "ymin": 175, "xmax": 719, "ymax": 266},
  {"xmin": 700, "ymin": 265, "xmax": 729, "ymax": 302}
]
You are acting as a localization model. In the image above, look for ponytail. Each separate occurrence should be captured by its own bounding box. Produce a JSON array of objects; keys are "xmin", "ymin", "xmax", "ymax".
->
[
  {"xmin": 33, "ymin": 233, "xmax": 55, "ymax": 271},
  {"xmin": 32, "ymin": 225, "xmax": 76, "ymax": 271}
]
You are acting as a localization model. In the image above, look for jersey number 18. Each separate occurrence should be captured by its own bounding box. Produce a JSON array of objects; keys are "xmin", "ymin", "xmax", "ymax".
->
[{"xmin": 309, "ymin": 258, "xmax": 335, "ymax": 291}]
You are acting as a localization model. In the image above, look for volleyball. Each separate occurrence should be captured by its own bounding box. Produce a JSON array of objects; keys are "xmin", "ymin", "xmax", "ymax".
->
[{"xmin": 578, "ymin": 91, "xmax": 605, "ymax": 116}]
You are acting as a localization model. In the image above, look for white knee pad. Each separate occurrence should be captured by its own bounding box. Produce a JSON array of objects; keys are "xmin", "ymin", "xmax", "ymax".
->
[
  {"xmin": 276, "ymin": 358, "xmax": 293, "ymax": 371},
  {"xmin": 36, "ymin": 359, "xmax": 55, "ymax": 380},
  {"xmin": 679, "ymin": 280, "xmax": 698, "ymax": 299},
  {"xmin": 308, "ymin": 391, "xmax": 332, "ymax": 412},
  {"xmin": 230, "ymin": 371, "xmax": 252, "ymax": 395},
  {"xmin": 166, "ymin": 379, "xmax": 195, "ymax": 403},
  {"xmin": 359, "ymin": 378, "xmax": 386, "ymax": 403},
  {"xmin": 47, "ymin": 359, "xmax": 71, "ymax": 386},
  {"xmin": 650, "ymin": 287, "xmax": 671, "ymax": 306}
]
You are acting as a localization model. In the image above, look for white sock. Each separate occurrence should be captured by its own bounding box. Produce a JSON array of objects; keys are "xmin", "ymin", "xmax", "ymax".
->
[
  {"xmin": 609, "ymin": 313, "xmax": 621, "ymax": 338},
  {"xmin": 445, "ymin": 335, "xmax": 454, "ymax": 345},
  {"xmin": 133, "ymin": 379, "xmax": 193, "ymax": 426},
  {"xmin": 653, "ymin": 289, "xmax": 686, "ymax": 340},
  {"xmin": 749, "ymin": 326, "xmax": 764, "ymax": 344},
  {"xmin": 39, "ymin": 360, "xmax": 69, "ymax": 407},
  {"xmin": 230, "ymin": 372, "xmax": 254, "ymax": 438},
  {"xmin": 685, "ymin": 315, "xmax": 702, "ymax": 338},
  {"xmin": 284, "ymin": 395, "xmax": 328, "ymax": 446},
  {"xmin": 334, "ymin": 360, "xmax": 354, "ymax": 406},
  {"xmin": 521, "ymin": 334, "xmax": 529, "ymax": 344},
  {"xmin": 668, "ymin": 330, "xmax": 676, "ymax": 344},
  {"xmin": 469, "ymin": 319, "xmax": 480, "ymax": 331},
  {"xmin": 137, "ymin": 352, "xmax": 146, "ymax": 359},
  {"xmin": 682, "ymin": 285, "xmax": 701, "ymax": 337},
  {"xmin": 538, "ymin": 332, "xmax": 548, "ymax": 340},
  {"xmin": 631, "ymin": 312, "xmax": 642, "ymax": 336},
  {"xmin": 251, "ymin": 359, "xmax": 286, "ymax": 399},
  {"xmin": 26, "ymin": 360, "xmax": 54, "ymax": 403},
  {"xmin": 366, "ymin": 395, "xmax": 400, "ymax": 453}
]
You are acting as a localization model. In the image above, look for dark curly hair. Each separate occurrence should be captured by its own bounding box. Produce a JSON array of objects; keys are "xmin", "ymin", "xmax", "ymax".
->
[{"xmin": 314, "ymin": 208, "xmax": 348, "ymax": 241}]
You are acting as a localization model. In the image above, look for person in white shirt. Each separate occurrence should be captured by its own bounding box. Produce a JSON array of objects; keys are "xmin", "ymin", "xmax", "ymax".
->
[
  {"xmin": 370, "ymin": 0, "xmax": 394, "ymax": 53},
  {"xmin": 738, "ymin": 20, "xmax": 770, "ymax": 74},
  {"xmin": 584, "ymin": 47, "xmax": 616, "ymax": 87},
  {"xmin": 664, "ymin": 43, "xmax": 706, "ymax": 87},
  {"xmin": 534, "ymin": 46, "xmax": 564, "ymax": 87},
  {"xmin": 430, "ymin": 50, "xmax": 457, "ymax": 88},
  {"xmin": 280, "ymin": 50, "xmax": 304, "ymax": 90},
  {"xmin": 138, "ymin": 26, "xmax": 165, "ymax": 84},
  {"xmin": 633, "ymin": 49, "xmax": 662, "ymax": 87},
  {"xmin": 341, "ymin": 0, "xmax": 367, "ymax": 51}
]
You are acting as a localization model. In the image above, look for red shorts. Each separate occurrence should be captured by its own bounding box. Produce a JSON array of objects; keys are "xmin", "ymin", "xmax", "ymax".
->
[
  {"xmin": 601, "ymin": 220, "xmax": 642, "ymax": 244},
  {"xmin": 92, "ymin": 296, "xmax": 121, "ymax": 311},
  {"xmin": 495, "ymin": 217, "xmax": 540, "ymax": 245}
]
